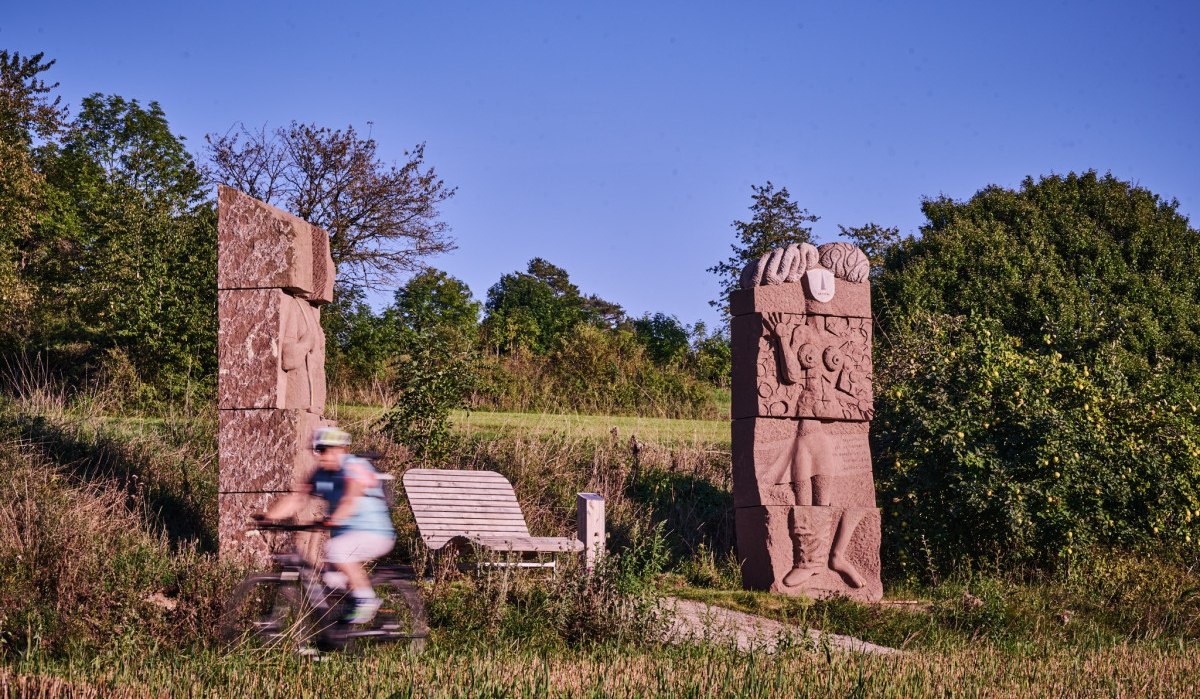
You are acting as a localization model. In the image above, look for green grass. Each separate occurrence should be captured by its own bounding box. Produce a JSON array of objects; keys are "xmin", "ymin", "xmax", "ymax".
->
[
  {"xmin": 4, "ymin": 391, "xmax": 1198, "ymax": 696},
  {"xmin": 326, "ymin": 403, "xmax": 730, "ymax": 447},
  {"xmin": 449, "ymin": 410, "xmax": 729, "ymax": 446},
  {"xmin": 6, "ymin": 642, "xmax": 1198, "ymax": 698}
]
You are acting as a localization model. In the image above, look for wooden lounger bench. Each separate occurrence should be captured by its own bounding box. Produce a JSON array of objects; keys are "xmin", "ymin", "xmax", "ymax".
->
[{"xmin": 402, "ymin": 469, "xmax": 594, "ymax": 560}]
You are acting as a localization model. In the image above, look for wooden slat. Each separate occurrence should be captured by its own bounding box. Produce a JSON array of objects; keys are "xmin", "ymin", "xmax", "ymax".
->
[
  {"xmin": 405, "ymin": 468, "xmax": 509, "ymax": 479},
  {"xmin": 473, "ymin": 536, "xmax": 584, "ymax": 553},
  {"xmin": 414, "ymin": 516, "xmax": 528, "ymax": 525},
  {"xmin": 418, "ymin": 525, "xmax": 529, "ymax": 532},
  {"xmin": 405, "ymin": 482, "xmax": 513, "ymax": 492},
  {"xmin": 405, "ymin": 474, "xmax": 511, "ymax": 484},
  {"xmin": 404, "ymin": 486, "xmax": 520, "ymax": 497},
  {"xmin": 406, "ymin": 504, "xmax": 524, "ymax": 514}
]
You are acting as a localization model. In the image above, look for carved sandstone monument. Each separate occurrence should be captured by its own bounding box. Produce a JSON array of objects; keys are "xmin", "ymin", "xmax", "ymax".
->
[
  {"xmin": 217, "ymin": 185, "xmax": 334, "ymax": 563},
  {"xmin": 732, "ymin": 241, "xmax": 882, "ymax": 602}
]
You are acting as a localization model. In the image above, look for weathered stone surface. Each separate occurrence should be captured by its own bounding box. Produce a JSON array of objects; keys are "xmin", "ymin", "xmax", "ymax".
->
[
  {"xmin": 218, "ymin": 409, "xmax": 323, "ymax": 494},
  {"xmin": 217, "ymin": 188, "xmax": 334, "ymax": 564},
  {"xmin": 731, "ymin": 312, "xmax": 873, "ymax": 421},
  {"xmin": 731, "ymin": 242, "xmax": 881, "ymax": 601},
  {"xmin": 729, "ymin": 279, "xmax": 871, "ymax": 319},
  {"xmin": 736, "ymin": 505, "xmax": 882, "ymax": 602},
  {"xmin": 309, "ymin": 223, "xmax": 335, "ymax": 305},
  {"xmin": 817, "ymin": 242, "xmax": 870, "ymax": 283},
  {"xmin": 218, "ymin": 289, "xmax": 326, "ymax": 412},
  {"xmin": 732, "ymin": 418, "xmax": 876, "ymax": 508},
  {"xmin": 218, "ymin": 492, "xmax": 325, "ymax": 567},
  {"xmin": 217, "ymin": 185, "xmax": 314, "ymax": 294}
]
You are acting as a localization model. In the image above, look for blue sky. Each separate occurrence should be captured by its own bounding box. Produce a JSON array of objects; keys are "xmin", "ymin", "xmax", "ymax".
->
[{"xmin": 5, "ymin": 1, "xmax": 1198, "ymax": 328}]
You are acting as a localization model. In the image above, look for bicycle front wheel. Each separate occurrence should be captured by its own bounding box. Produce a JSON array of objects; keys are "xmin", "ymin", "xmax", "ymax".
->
[
  {"xmin": 353, "ymin": 572, "xmax": 429, "ymax": 652},
  {"xmin": 219, "ymin": 572, "xmax": 315, "ymax": 648}
]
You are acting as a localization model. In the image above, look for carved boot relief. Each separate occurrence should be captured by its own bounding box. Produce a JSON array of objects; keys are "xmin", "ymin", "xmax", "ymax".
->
[{"xmin": 783, "ymin": 506, "xmax": 835, "ymax": 586}]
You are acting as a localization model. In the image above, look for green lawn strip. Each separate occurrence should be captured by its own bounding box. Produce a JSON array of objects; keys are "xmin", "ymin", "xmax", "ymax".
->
[{"xmin": 448, "ymin": 409, "xmax": 729, "ymax": 446}]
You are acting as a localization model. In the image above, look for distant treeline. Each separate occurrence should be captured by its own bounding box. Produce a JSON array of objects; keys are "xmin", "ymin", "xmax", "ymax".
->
[
  {"xmin": 326, "ymin": 260, "xmax": 730, "ymax": 420},
  {"xmin": 0, "ymin": 50, "xmax": 727, "ymax": 417}
]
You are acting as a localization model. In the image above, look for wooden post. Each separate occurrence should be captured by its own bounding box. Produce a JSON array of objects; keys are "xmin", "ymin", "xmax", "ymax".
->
[{"xmin": 576, "ymin": 493, "xmax": 605, "ymax": 570}]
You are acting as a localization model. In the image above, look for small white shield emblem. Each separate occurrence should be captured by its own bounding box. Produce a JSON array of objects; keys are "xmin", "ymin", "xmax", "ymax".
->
[{"xmin": 805, "ymin": 268, "xmax": 836, "ymax": 302}]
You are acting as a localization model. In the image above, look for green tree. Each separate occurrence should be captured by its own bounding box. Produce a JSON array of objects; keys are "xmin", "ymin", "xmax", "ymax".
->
[
  {"xmin": 838, "ymin": 222, "xmax": 899, "ymax": 272},
  {"xmin": 42, "ymin": 94, "xmax": 215, "ymax": 396},
  {"xmin": 708, "ymin": 182, "xmax": 817, "ymax": 314},
  {"xmin": 632, "ymin": 312, "xmax": 690, "ymax": 366},
  {"xmin": 382, "ymin": 269, "xmax": 480, "ymax": 458},
  {"xmin": 321, "ymin": 284, "xmax": 391, "ymax": 389},
  {"xmin": 875, "ymin": 171, "xmax": 1200, "ymax": 388},
  {"xmin": 870, "ymin": 171, "xmax": 1200, "ymax": 577},
  {"xmin": 0, "ymin": 51, "xmax": 65, "ymax": 347},
  {"xmin": 482, "ymin": 258, "xmax": 586, "ymax": 354},
  {"xmin": 688, "ymin": 323, "xmax": 731, "ymax": 388}
]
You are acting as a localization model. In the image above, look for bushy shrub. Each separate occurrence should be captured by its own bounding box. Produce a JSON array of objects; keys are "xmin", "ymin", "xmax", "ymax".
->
[
  {"xmin": 874, "ymin": 313, "xmax": 1200, "ymax": 579},
  {"xmin": 472, "ymin": 323, "xmax": 719, "ymax": 419}
]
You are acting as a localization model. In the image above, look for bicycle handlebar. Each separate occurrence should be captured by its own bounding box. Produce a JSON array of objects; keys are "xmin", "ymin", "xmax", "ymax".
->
[{"xmin": 249, "ymin": 519, "xmax": 329, "ymax": 532}]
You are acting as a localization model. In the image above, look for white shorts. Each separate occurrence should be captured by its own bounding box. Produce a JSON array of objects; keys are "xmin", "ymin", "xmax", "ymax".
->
[{"xmin": 324, "ymin": 531, "xmax": 395, "ymax": 564}]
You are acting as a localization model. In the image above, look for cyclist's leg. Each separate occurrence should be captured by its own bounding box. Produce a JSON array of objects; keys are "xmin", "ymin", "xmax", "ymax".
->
[{"xmin": 325, "ymin": 532, "xmax": 395, "ymax": 622}]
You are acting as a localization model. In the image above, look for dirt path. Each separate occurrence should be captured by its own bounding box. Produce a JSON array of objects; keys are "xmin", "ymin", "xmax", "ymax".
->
[{"xmin": 662, "ymin": 597, "xmax": 899, "ymax": 655}]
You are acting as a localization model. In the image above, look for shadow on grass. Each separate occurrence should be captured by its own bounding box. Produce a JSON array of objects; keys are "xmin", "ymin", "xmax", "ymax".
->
[
  {"xmin": 621, "ymin": 467, "xmax": 735, "ymax": 562},
  {"xmin": 7, "ymin": 413, "xmax": 216, "ymax": 552}
]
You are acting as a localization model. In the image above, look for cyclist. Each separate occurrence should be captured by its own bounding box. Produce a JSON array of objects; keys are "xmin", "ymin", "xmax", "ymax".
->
[{"xmin": 262, "ymin": 426, "xmax": 395, "ymax": 624}]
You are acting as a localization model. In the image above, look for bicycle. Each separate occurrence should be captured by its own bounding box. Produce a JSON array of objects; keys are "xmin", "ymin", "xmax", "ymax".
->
[{"xmin": 220, "ymin": 521, "xmax": 429, "ymax": 653}]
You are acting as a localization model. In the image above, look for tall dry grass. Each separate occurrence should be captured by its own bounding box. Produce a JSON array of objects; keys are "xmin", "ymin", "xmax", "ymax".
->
[{"xmin": 3, "ymin": 642, "xmax": 1198, "ymax": 698}]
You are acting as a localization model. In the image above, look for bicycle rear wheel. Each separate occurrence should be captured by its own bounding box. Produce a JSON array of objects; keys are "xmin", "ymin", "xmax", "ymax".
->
[{"xmin": 220, "ymin": 573, "xmax": 316, "ymax": 648}]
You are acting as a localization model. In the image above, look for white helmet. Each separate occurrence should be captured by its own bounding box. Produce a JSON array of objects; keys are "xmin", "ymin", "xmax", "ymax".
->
[{"xmin": 312, "ymin": 426, "xmax": 351, "ymax": 450}]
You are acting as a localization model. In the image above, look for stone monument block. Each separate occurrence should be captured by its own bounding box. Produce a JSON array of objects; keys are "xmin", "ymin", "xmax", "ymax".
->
[
  {"xmin": 736, "ymin": 506, "xmax": 882, "ymax": 603},
  {"xmin": 731, "ymin": 242, "xmax": 882, "ymax": 602},
  {"xmin": 310, "ymin": 223, "xmax": 335, "ymax": 305},
  {"xmin": 217, "ymin": 409, "xmax": 324, "ymax": 494},
  {"xmin": 731, "ymin": 311, "xmax": 874, "ymax": 421},
  {"xmin": 217, "ymin": 185, "xmax": 315, "ymax": 295},
  {"xmin": 218, "ymin": 289, "xmax": 325, "ymax": 413},
  {"xmin": 732, "ymin": 418, "xmax": 875, "ymax": 508},
  {"xmin": 218, "ymin": 492, "xmax": 324, "ymax": 565},
  {"xmin": 217, "ymin": 187, "xmax": 335, "ymax": 565}
]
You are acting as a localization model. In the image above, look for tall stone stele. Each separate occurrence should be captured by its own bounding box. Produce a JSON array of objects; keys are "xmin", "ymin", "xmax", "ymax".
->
[
  {"xmin": 731, "ymin": 242, "xmax": 882, "ymax": 602},
  {"xmin": 217, "ymin": 185, "xmax": 335, "ymax": 564}
]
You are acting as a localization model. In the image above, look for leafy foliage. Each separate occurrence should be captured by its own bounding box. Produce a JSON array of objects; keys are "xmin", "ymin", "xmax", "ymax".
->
[
  {"xmin": 708, "ymin": 182, "xmax": 817, "ymax": 314},
  {"xmin": 206, "ymin": 122, "xmax": 456, "ymax": 288},
  {"xmin": 482, "ymin": 258, "xmax": 604, "ymax": 354},
  {"xmin": 382, "ymin": 270, "xmax": 480, "ymax": 458},
  {"xmin": 875, "ymin": 171, "xmax": 1200, "ymax": 389},
  {"xmin": 632, "ymin": 313, "xmax": 690, "ymax": 366}
]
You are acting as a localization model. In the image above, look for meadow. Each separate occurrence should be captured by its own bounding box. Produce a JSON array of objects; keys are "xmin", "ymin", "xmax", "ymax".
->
[{"xmin": 0, "ymin": 380, "xmax": 1197, "ymax": 697}]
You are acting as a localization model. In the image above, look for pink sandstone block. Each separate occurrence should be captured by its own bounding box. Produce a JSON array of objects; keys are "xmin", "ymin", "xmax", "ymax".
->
[
  {"xmin": 218, "ymin": 185, "xmax": 315, "ymax": 295},
  {"xmin": 732, "ymin": 417, "xmax": 876, "ymax": 508},
  {"xmin": 310, "ymin": 223, "xmax": 335, "ymax": 305},
  {"xmin": 736, "ymin": 505, "xmax": 882, "ymax": 602},
  {"xmin": 218, "ymin": 289, "xmax": 326, "ymax": 412},
  {"xmin": 731, "ymin": 312, "xmax": 874, "ymax": 421},
  {"xmin": 729, "ymin": 279, "xmax": 871, "ymax": 319},
  {"xmin": 218, "ymin": 409, "xmax": 323, "ymax": 494},
  {"xmin": 218, "ymin": 492, "xmax": 325, "ymax": 566}
]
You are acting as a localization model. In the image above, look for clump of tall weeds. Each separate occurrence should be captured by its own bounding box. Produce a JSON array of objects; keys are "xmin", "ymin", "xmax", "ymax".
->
[{"xmin": 0, "ymin": 438, "xmax": 230, "ymax": 657}]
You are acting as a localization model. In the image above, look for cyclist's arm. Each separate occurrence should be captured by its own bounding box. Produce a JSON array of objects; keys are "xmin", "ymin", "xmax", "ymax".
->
[{"xmin": 262, "ymin": 479, "xmax": 313, "ymax": 521}]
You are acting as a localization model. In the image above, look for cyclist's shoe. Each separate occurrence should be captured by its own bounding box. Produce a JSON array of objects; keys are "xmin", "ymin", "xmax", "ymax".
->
[{"xmin": 344, "ymin": 596, "xmax": 382, "ymax": 624}]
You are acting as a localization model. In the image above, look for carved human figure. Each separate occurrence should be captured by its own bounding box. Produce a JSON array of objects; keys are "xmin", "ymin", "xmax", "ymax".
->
[
  {"xmin": 280, "ymin": 294, "xmax": 319, "ymax": 410},
  {"xmin": 761, "ymin": 311, "xmax": 867, "ymax": 589}
]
